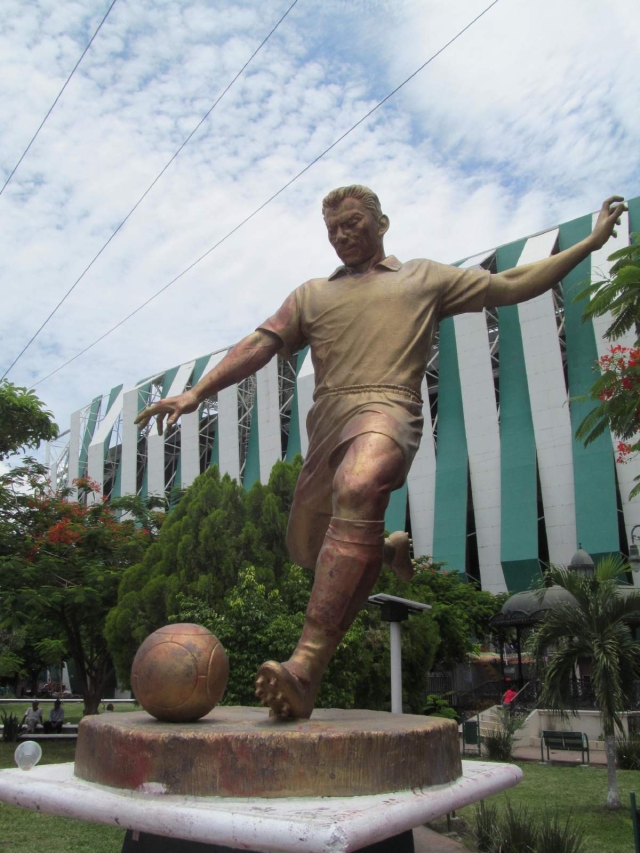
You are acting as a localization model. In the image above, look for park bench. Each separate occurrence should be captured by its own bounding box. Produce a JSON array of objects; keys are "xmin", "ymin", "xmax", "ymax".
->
[
  {"xmin": 540, "ymin": 729, "xmax": 589, "ymax": 764},
  {"xmin": 1, "ymin": 724, "xmax": 78, "ymax": 741},
  {"xmin": 22, "ymin": 724, "xmax": 79, "ymax": 741}
]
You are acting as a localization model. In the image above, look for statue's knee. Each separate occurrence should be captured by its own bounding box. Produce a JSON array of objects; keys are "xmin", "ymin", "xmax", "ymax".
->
[{"xmin": 334, "ymin": 472, "xmax": 386, "ymax": 515}]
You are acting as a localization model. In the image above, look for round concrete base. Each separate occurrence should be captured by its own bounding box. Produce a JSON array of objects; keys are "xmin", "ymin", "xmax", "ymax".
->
[{"xmin": 75, "ymin": 706, "xmax": 461, "ymax": 798}]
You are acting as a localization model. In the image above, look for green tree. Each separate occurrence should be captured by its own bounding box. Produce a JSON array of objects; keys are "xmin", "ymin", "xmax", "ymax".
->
[
  {"xmin": 529, "ymin": 557, "xmax": 640, "ymax": 809},
  {"xmin": 105, "ymin": 459, "xmax": 302, "ymax": 683},
  {"xmin": 0, "ymin": 623, "xmax": 63, "ymax": 696},
  {"xmin": 574, "ymin": 234, "xmax": 640, "ymax": 344},
  {"xmin": 573, "ymin": 234, "xmax": 640, "ymax": 496},
  {"xmin": 0, "ymin": 380, "xmax": 58, "ymax": 459},
  {"xmin": 376, "ymin": 556, "xmax": 504, "ymax": 668},
  {"xmin": 0, "ymin": 461, "xmax": 160, "ymax": 713}
]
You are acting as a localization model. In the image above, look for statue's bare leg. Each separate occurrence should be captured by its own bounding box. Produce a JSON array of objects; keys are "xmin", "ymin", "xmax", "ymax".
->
[
  {"xmin": 255, "ymin": 433, "xmax": 404, "ymax": 719},
  {"xmin": 383, "ymin": 531, "xmax": 415, "ymax": 582}
]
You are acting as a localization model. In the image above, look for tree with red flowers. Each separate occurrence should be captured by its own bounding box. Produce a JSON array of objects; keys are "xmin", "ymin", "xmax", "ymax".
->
[
  {"xmin": 0, "ymin": 460, "xmax": 162, "ymax": 713},
  {"xmin": 574, "ymin": 234, "xmax": 640, "ymax": 497}
]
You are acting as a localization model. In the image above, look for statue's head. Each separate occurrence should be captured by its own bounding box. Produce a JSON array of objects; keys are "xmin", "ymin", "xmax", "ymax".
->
[{"xmin": 322, "ymin": 185, "xmax": 389, "ymax": 267}]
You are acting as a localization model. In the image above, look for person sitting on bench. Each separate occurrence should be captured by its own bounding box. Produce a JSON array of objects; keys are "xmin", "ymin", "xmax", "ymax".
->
[
  {"xmin": 44, "ymin": 699, "xmax": 64, "ymax": 733},
  {"xmin": 21, "ymin": 700, "xmax": 43, "ymax": 733}
]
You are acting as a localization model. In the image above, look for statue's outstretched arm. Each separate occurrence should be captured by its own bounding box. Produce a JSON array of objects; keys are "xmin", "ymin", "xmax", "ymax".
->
[
  {"xmin": 135, "ymin": 329, "xmax": 280, "ymax": 435},
  {"xmin": 485, "ymin": 196, "xmax": 626, "ymax": 309}
]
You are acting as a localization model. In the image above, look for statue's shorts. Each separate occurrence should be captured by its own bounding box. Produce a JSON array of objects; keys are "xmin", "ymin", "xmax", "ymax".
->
[{"xmin": 286, "ymin": 385, "xmax": 424, "ymax": 569}]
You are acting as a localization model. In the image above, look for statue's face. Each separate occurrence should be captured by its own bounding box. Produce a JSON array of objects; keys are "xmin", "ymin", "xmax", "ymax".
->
[{"xmin": 324, "ymin": 198, "xmax": 384, "ymax": 267}]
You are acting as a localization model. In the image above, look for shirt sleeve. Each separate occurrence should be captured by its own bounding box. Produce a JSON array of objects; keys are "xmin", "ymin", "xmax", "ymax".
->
[
  {"xmin": 256, "ymin": 287, "xmax": 307, "ymax": 359},
  {"xmin": 436, "ymin": 261, "xmax": 491, "ymax": 320}
]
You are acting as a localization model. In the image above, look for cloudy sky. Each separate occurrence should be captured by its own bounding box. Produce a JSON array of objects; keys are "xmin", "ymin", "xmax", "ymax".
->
[{"xmin": 1, "ymin": 0, "xmax": 639, "ymax": 438}]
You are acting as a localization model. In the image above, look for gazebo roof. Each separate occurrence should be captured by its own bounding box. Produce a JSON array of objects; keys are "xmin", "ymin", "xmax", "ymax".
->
[
  {"xmin": 491, "ymin": 586, "xmax": 576, "ymax": 628},
  {"xmin": 491, "ymin": 583, "xmax": 640, "ymax": 628}
]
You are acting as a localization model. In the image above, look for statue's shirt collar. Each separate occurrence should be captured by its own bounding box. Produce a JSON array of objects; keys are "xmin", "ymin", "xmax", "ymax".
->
[{"xmin": 327, "ymin": 255, "xmax": 403, "ymax": 281}]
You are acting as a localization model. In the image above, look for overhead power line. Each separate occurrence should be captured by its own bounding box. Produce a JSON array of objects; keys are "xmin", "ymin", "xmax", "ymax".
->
[
  {"xmin": 0, "ymin": 0, "xmax": 119, "ymax": 199},
  {"xmin": 30, "ymin": 0, "xmax": 500, "ymax": 390},
  {"xmin": 2, "ymin": 0, "xmax": 301, "ymax": 381}
]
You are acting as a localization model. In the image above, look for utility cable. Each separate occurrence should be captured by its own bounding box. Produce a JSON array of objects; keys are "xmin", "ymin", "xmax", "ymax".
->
[
  {"xmin": 30, "ymin": 0, "xmax": 500, "ymax": 389},
  {"xmin": 2, "ymin": 0, "xmax": 300, "ymax": 381},
  {"xmin": 0, "ymin": 0, "xmax": 119, "ymax": 199}
]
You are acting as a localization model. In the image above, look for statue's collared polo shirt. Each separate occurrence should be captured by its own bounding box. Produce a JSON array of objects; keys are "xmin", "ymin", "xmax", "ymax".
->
[{"xmin": 257, "ymin": 255, "xmax": 490, "ymax": 400}]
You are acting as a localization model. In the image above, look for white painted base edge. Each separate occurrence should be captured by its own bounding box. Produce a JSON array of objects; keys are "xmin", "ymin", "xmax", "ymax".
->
[{"xmin": 0, "ymin": 760, "xmax": 522, "ymax": 853}]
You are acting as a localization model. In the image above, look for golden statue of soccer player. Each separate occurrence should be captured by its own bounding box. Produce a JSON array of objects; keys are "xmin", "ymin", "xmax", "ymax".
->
[{"xmin": 136, "ymin": 186, "xmax": 625, "ymax": 719}]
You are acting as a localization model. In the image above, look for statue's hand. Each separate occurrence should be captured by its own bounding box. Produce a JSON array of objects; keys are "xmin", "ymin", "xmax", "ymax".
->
[
  {"xmin": 590, "ymin": 196, "xmax": 627, "ymax": 250},
  {"xmin": 134, "ymin": 389, "xmax": 199, "ymax": 434}
]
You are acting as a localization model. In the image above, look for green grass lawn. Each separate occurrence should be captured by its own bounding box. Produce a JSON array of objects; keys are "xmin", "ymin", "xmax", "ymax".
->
[
  {"xmin": 1, "ymin": 739, "xmax": 639, "ymax": 852},
  {"xmin": 450, "ymin": 759, "xmax": 640, "ymax": 853}
]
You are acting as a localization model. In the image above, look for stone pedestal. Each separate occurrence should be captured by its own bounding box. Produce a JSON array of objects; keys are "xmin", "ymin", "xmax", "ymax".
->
[
  {"xmin": 0, "ymin": 760, "xmax": 522, "ymax": 852},
  {"xmin": 75, "ymin": 707, "xmax": 461, "ymax": 798}
]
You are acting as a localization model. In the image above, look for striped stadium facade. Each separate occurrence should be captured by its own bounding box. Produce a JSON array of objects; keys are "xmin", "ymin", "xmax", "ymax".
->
[{"xmin": 49, "ymin": 196, "xmax": 640, "ymax": 595}]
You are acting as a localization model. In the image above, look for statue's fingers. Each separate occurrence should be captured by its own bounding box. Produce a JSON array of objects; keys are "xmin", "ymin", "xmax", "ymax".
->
[
  {"xmin": 612, "ymin": 230, "xmax": 617, "ymax": 238},
  {"xmin": 135, "ymin": 414, "xmax": 150, "ymax": 430},
  {"xmin": 156, "ymin": 415, "xmax": 165, "ymax": 435},
  {"xmin": 603, "ymin": 195, "xmax": 624, "ymax": 208}
]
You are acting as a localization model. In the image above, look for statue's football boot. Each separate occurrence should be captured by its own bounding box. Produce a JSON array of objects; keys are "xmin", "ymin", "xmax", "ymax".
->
[{"xmin": 383, "ymin": 531, "xmax": 415, "ymax": 582}]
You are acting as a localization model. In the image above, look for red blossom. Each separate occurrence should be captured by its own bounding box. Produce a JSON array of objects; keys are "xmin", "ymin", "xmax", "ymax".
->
[
  {"xmin": 46, "ymin": 518, "xmax": 82, "ymax": 546},
  {"xmin": 73, "ymin": 476, "xmax": 102, "ymax": 493}
]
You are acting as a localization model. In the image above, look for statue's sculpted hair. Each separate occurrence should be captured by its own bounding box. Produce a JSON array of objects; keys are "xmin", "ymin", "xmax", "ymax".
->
[{"xmin": 322, "ymin": 185, "xmax": 383, "ymax": 221}]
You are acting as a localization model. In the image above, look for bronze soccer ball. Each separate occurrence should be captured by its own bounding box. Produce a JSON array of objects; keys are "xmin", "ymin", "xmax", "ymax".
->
[{"xmin": 131, "ymin": 623, "xmax": 229, "ymax": 722}]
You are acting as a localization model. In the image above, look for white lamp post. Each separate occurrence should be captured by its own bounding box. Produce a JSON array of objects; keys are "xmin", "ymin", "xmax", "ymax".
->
[{"xmin": 368, "ymin": 594, "xmax": 431, "ymax": 714}]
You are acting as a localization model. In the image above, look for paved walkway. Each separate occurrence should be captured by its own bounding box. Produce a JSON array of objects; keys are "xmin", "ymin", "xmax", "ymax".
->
[{"xmin": 413, "ymin": 825, "xmax": 467, "ymax": 852}]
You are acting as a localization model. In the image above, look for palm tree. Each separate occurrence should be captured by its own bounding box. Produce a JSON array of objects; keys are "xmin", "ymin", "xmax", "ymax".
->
[{"xmin": 530, "ymin": 556, "xmax": 640, "ymax": 809}]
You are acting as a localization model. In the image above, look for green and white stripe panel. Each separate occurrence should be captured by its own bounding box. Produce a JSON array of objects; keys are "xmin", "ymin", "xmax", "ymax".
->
[
  {"xmin": 453, "ymin": 250, "xmax": 504, "ymax": 593},
  {"xmin": 217, "ymin": 364, "xmax": 240, "ymax": 483},
  {"xmin": 147, "ymin": 361, "xmax": 195, "ymax": 498},
  {"xmin": 87, "ymin": 385, "xmax": 124, "ymax": 503},
  {"xmin": 406, "ymin": 377, "xmax": 436, "ymax": 560},
  {"xmin": 516, "ymin": 228, "xmax": 577, "ymax": 565},
  {"xmin": 257, "ymin": 359, "xmax": 281, "ymax": 483},
  {"xmin": 62, "ymin": 197, "xmax": 640, "ymax": 591},
  {"xmin": 296, "ymin": 349, "xmax": 316, "ymax": 458}
]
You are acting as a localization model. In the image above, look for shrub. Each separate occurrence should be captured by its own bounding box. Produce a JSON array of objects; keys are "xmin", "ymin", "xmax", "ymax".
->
[
  {"xmin": 615, "ymin": 732, "xmax": 640, "ymax": 770},
  {"xmin": 500, "ymin": 802, "xmax": 537, "ymax": 852},
  {"xmin": 474, "ymin": 802, "xmax": 585, "ymax": 853},
  {"xmin": 1, "ymin": 710, "xmax": 20, "ymax": 742},
  {"xmin": 423, "ymin": 693, "xmax": 458, "ymax": 721},
  {"xmin": 484, "ymin": 728, "xmax": 517, "ymax": 762},
  {"xmin": 474, "ymin": 802, "xmax": 501, "ymax": 852},
  {"xmin": 483, "ymin": 707, "xmax": 522, "ymax": 762},
  {"xmin": 536, "ymin": 811, "xmax": 585, "ymax": 853}
]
